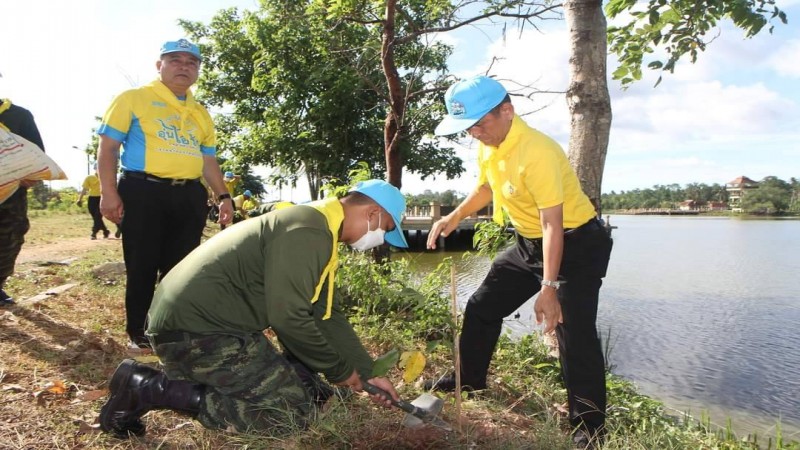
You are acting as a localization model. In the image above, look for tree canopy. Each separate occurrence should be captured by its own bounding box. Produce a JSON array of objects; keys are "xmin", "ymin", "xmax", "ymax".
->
[
  {"xmin": 180, "ymin": 1, "xmax": 463, "ymax": 199},
  {"xmin": 606, "ymin": 0, "xmax": 788, "ymax": 87}
]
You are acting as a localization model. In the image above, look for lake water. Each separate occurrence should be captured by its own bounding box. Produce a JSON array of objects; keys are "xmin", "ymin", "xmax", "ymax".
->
[{"xmin": 399, "ymin": 215, "xmax": 800, "ymax": 440}]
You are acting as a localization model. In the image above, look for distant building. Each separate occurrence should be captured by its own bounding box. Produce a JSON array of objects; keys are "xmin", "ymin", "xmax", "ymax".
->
[
  {"xmin": 679, "ymin": 200, "xmax": 696, "ymax": 211},
  {"xmin": 706, "ymin": 201, "xmax": 728, "ymax": 211},
  {"xmin": 726, "ymin": 176, "xmax": 759, "ymax": 212}
]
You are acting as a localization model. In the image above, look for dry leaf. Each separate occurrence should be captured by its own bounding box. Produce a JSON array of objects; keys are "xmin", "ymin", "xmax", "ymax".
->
[
  {"xmin": 45, "ymin": 380, "xmax": 68, "ymax": 395},
  {"xmin": 133, "ymin": 354, "xmax": 160, "ymax": 364},
  {"xmin": 2, "ymin": 384, "xmax": 25, "ymax": 392},
  {"xmin": 77, "ymin": 420, "xmax": 101, "ymax": 434},
  {"xmin": 400, "ymin": 351, "xmax": 426, "ymax": 384},
  {"xmin": 76, "ymin": 389, "xmax": 108, "ymax": 403}
]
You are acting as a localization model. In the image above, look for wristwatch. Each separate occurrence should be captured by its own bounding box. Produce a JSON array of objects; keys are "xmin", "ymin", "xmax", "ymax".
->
[
  {"xmin": 218, "ymin": 193, "xmax": 232, "ymax": 202},
  {"xmin": 540, "ymin": 279, "xmax": 561, "ymax": 290}
]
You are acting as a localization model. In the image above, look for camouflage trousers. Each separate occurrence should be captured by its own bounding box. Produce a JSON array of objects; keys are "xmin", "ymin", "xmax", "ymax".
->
[
  {"xmin": 150, "ymin": 331, "xmax": 314, "ymax": 433},
  {"xmin": 0, "ymin": 190, "xmax": 30, "ymax": 288}
]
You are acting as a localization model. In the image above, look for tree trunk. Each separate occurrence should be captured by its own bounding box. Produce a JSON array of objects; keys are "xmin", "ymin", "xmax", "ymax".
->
[
  {"xmin": 564, "ymin": 0, "xmax": 612, "ymax": 215},
  {"xmin": 381, "ymin": 0, "xmax": 404, "ymax": 189}
]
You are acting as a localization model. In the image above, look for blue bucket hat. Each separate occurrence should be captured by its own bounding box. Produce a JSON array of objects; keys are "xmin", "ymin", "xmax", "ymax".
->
[
  {"xmin": 224, "ymin": 171, "xmax": 234, "ymax": 179},
  {"xmin": 243, "ymin": 190, "xmax": 252, "ymax": 197},
  {"xmin": 350, "ymin": 180, "xmax": 408, "ymax": 248},
  {"xmin": 434, "ymin": 75, "xmax": 508, "ymax": 136},
  {"xmin": 160, "ymin": 38, "xmax": 202, "ymax": 61}
]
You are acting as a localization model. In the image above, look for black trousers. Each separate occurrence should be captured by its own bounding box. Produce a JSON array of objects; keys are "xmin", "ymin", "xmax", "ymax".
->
[
  {"xmin": 87, "ymin": 196, "xmax": 109, "ymax": 235},
  {"xmin": 118, "ymin": 175, "xmax": 208, "ymax": 342},
  {"xmin": 459, "ymin": 219, "xmax": 612, "ymax": 434}
]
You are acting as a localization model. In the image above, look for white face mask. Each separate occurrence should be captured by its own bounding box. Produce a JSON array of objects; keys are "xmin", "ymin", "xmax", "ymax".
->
[{"xmin": 349, "ymin": 213, "xmax": 385, "ymax": 251}]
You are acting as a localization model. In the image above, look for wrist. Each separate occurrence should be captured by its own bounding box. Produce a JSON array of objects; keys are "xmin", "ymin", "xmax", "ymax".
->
[
  {"xmin": 540, "ymin": 279, "xmax": 561, "ymax": 290},
  {"xmin": 217, "ymin": 193, "xmax": 232, "ymax": 202}
]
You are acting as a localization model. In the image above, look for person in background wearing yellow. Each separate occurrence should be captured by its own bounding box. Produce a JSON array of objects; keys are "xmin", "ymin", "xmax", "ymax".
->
[
  {"xmin": 77, "ymin": 163, "xmax": 112, "ymax": 239},
  {"xmin": 223, "ymin": 171, "xmax": 241, "ymax": 195},
  {"xmin": 232, "ymin": 190, "xmax": 260, "ymax": 223}
]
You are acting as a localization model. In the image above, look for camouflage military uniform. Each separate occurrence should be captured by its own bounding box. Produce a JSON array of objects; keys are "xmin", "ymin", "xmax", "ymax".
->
[
  {"xmin": 0, "ymin": 190, "xmax": 31, "ymax": 288},
  {"xmin": 0, "ymin": 100, "xmax": 44, "ymax": 302},
  {"xmin": 151, "ymin": 331, "xmax": 314, "ymax": 433}
]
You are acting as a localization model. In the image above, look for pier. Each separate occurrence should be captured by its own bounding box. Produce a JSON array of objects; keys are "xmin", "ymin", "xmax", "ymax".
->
[{"xmin": 401, "ymin": 202, "xmax": 493, "ymax": 249}]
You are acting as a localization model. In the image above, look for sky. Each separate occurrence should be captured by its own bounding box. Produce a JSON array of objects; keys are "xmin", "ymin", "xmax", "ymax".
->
[{"xmin": 3, "ymin": 0, "xmax": 799, "ymax": 202}]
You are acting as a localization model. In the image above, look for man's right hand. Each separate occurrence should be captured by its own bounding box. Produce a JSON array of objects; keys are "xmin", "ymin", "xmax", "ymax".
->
[
  {"xmin": 100, "ymin": 191, "xmax": 124, "ymax": 224},
  {"xmin": 426, "ymin": 213, "xmax": 460, "ymax": 249}
]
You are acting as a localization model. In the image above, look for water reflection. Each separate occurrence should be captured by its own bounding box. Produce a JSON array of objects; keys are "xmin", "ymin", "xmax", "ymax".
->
[{"xmin": 399, "ymin": 216, "xmax": 800, "ymax": 440}]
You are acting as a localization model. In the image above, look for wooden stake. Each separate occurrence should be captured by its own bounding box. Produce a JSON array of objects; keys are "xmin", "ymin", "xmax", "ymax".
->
[{"xmin": 451, "ymin": 263, "xmax": 462, "ymax": 428}]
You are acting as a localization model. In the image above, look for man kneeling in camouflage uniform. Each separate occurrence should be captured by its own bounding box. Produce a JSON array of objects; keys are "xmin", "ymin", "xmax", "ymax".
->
[{"xmin": 99, "ymin": 180, "xmax": 406, "ymax": 437}]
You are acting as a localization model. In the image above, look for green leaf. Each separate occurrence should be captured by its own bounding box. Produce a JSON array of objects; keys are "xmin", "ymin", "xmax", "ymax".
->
[{"xmin": 372, "ymin": 348, "xmax": 400, "ymax": 377}]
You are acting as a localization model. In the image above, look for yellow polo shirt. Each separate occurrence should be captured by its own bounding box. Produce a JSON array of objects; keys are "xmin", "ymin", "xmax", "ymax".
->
[
  {"xmin": 476, "ymin": 115, "xmax": 596, "ymax": 239},
  {"xmin": 97, "ymin": 80, "xmax": 216, "ymax": 180},
  {"xmin": 82, "ymin": 174, "xmax": 102, "ymax": 197}
]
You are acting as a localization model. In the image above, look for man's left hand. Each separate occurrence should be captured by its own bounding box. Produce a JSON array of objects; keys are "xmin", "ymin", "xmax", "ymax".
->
[
  {"xmin": 534, "ymin": 288, "xmax": 563, "ymax": 334},
  {"xmin": 218, "ymin": 199, "xmax": 234, "ymax": 225}
]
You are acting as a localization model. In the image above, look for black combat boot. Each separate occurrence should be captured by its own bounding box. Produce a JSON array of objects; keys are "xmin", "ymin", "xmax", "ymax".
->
[{"xmin": 99, "ymin": 359, "xmax": 204, "ymax": 438}]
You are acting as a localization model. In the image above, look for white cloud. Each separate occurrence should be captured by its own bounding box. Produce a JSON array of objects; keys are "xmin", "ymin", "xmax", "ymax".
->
[{"xmin": 767, "ymin": 39, "xmax": 800, "ymax": 77}]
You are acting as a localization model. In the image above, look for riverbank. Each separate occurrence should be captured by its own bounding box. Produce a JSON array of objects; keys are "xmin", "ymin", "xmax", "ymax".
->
[{"xmin": 0, "ymin": 212, "xmax": 797, "ymax": 448}]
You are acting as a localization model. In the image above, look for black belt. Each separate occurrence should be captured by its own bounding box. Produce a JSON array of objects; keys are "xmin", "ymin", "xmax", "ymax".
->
[
  {"xmin": 123, "ymin": 171, "xmax": 200, "ymax": 186},
  {"xmin": 564, "ymin": 217, "xmax": 605, "ymax": 239},
  {"xmin": 522, "ymin": 217, "xmax": 605, "ymax": 245}
]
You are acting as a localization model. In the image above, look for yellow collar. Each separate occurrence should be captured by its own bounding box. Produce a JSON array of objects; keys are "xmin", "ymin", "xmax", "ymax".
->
[
  {"xmin": 147, "ymin": 81, "xmax": 210, "ymax": 136},
  {"xmin": 306, "ymin": 197, "xmax": 345, "ymax": 320}
]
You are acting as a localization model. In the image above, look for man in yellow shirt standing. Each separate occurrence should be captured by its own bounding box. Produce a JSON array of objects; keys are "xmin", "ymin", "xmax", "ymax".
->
[
  {"xmin": 426, "ymin": 75, "xmax": 613, "ymax": 448},
  {"xmin": 77, "ymin": 164, "xmax": 111, "ymax": 239},
  {"xmin": 97, "ymin": 39, "xmax": 234, "ymax": 349}
]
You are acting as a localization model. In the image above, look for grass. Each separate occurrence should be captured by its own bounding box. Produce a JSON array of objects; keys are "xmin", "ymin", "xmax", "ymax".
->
[{"xmin": 1, "ymin": 211, "xmax": 798, "ymax": 449}]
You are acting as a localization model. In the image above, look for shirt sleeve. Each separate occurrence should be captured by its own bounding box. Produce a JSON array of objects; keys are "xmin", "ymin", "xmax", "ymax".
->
[
  {"xmin": 97, "ymin": 91, "xmax": 133, "ymax": 142},
  {"xmin": 20, "ymin": 110, "xmax": 45, "ymax": 151},
  {"xmin": 263, "ymin": 227, "xmax": 358, "ymax": 383}
]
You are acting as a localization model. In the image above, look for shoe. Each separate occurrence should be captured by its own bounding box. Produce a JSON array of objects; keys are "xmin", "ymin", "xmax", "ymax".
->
[
  {"xmin": 423, "ymin": 373, "xmax": 486, "ymax": 393},
  {"xmin": 115, "ymin": 229, "xmax": 122, "ymax": 238},
  {"xmin": 0, "ymin": 289, "xmax": 15, "ymax": 306},
  {"xmin": 572, "ymin": 429, "xmax": 602, "ymax": 450},
  {"xmin": 99, "ymin": 359, "xmax": 152, "ymax": 438},
  {"xmin": 91, "ymin": 233, "xmax": 97, "ymax": 240},
  {"xmin": 128, "ymin": 335, "xmax": 153, "ymax": 350},
  {"xmin": 99, "ymin": 359, "xmax": 203, "ymax": 438},
  {"xmin": 103, "ymin": 230, "xmax": 110, "ymax": 238}
]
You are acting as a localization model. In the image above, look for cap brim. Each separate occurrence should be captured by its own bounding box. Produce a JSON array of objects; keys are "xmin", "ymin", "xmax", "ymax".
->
[
  {"xmin": 161, "ymin": 50, "xmax": 202, "ymax": 61},
  {"xmin": 385, "ymin": 212, "xmax": 408, "ymax": 248},
  {"xmin": 434, "ymin": 116, "xmax": 480, "ymax": 136}
]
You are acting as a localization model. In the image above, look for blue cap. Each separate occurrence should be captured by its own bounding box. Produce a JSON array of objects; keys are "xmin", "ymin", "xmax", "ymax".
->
[
  {"xmin": 244, "ymin": 190, "xmax": 252, "ymax": 197},
  {"xmin": 434, "ymin": 75, "xmax": 508, "ymax": 136},
  {"xmin": 224, "ymin": 171, "xmax": 234, "ymax": 179},
  {"xmin": 160, "ymin": 38, "xmax": 202, "ymax": 61},
  {"xmin": 350, "ymin": 180, "xmax": 408, "ymax": 248}
]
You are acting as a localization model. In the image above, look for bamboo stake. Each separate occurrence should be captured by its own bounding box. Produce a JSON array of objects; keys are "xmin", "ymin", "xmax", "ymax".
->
[{"xmin": 451, "ymin": 263, "xmax": 461, "ymax": 429}]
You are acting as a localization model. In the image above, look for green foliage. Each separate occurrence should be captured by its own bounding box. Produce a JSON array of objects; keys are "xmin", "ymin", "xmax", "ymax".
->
[
  {"xmin": 606, "ymin": 0, "xmax": 788, "ymax": 87},
  {"xmin": 473, "ymin": 217, "xmax": 513, "ymax": 259},
  {"xmin": 25, "ymin": 185, "xmax": 82, "ymax": 212},
  {"xmin": 180, "ymin": 1, "xmax": 463, "ymax": 199},
  {"xmin": 602, "ymin": 177, "xmax": 799, "ymax": 214},
  {"xmin": 336, "ymin": 250, "xmax": 454, "ymax": 344},
  {"xmin": 741, "ymin": 176, "xmax": 793, "ymax": 213},
  {"xmin": 405, "ymin": 189, "xmax": 466, "ymax": 208}
]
